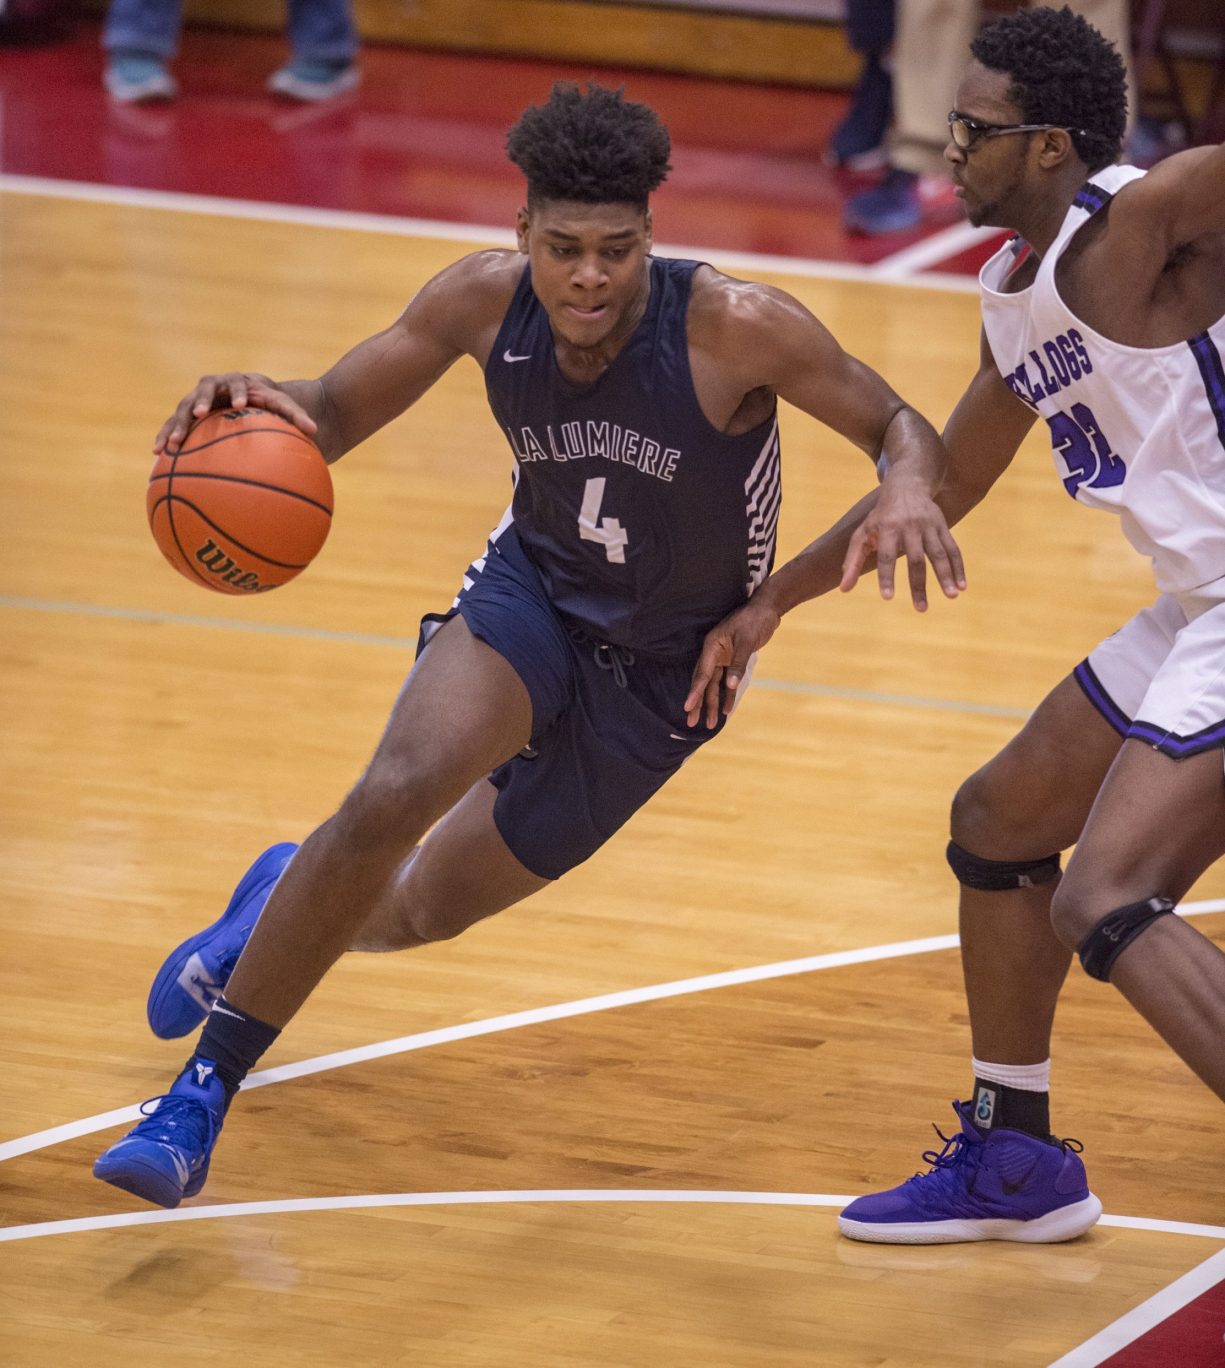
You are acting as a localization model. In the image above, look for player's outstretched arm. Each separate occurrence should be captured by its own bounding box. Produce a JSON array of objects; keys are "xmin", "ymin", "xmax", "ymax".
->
[
  {"xmin": 722, "ymin": 280, "xmax": 965, "ymax": 610},
  {"xmin": 153, "ymin": 251, "xmax": 518, "ymax": 459},
  {"xmin": 685, "ymin": 331, "xmax": 1034, "ymax": 726},
  {"xmin": 803, "ymin": 329, "xmax": 1035, "ymax": 598},
  {"xmin": 1122, "ymin": 140, "xmax": 1225, "ymax": 250}
]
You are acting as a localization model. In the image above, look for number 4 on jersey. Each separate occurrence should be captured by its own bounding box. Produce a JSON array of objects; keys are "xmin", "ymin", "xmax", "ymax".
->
[{"xmin": 578, "ymin": 477, "xmax": 629, "ymax": 564}]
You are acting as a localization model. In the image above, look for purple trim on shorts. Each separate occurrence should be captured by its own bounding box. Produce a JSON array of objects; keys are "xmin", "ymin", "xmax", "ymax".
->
[
  {"xmin": 1073, "ymin": 659, "xmax": 1130, "ymax": 736},
  {"xmin": 1126, "ymin": 717, "xmax": 1225, "ymax": 758}
]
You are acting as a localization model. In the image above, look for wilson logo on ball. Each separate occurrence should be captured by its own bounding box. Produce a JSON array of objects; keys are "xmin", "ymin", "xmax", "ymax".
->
[{"xmin": 194, "ymin": 539, "xmax": 273, "ymax": 593}]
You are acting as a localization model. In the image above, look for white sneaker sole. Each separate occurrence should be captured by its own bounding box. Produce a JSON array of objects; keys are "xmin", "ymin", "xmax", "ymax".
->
[
  {"xmin": 266, "ymin": 67, "xmax": 361, "ymax": 102},
  {"xmin": 838, "ymin": 1192, "xmax": 1103, "ymax": 1245}
]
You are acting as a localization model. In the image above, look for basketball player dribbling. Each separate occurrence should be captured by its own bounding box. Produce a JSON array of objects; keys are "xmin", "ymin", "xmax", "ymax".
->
[
  {"xmin": 94, "ymin": 82, "xmax": 963, "ymax": 1207},
  {"xmin": 702, "ymin": 6, "xmax": 1225, "ymax": 1244}
]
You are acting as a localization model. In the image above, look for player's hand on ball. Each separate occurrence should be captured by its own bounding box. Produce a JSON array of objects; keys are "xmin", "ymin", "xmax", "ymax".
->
[
  {"xmin": 841, "ymin": 477, "xmax": 965, "ymax": 611},
  {"xmin": 156, "ymin": 373, "xmax": 318, "ymax": 454},
  {"xmin": 685, "ymin": 597, "xmax": 781, "ymax": 730}
]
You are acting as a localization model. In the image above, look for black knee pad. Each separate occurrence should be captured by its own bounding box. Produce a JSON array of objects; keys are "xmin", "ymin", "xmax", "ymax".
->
[
  {"xmin": 1077, "ymin": 897, "xmax": 1175, "ymax": 982},
  {"xmin": 946, "ymin": 840, "xmax": 1062, "ymax": 892}
]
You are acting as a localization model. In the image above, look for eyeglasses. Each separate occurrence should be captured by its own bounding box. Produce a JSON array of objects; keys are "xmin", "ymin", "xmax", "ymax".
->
[{"xmin": 946, "ymin": 111, "xmax": 1087, "ymax": 150}]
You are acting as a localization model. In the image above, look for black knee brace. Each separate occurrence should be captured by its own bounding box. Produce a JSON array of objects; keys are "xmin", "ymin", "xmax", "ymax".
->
[
  {"xmin": 946, "ymin": 840, "xmax": 1062, "ymax": 892},
  {"xmin": 1077, "ymin": 897, "xmax": 1175, "ymax": 982}
]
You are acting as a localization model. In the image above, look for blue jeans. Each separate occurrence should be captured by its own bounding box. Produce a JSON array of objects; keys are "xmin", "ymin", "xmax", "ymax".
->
[{"xmin": 103, "ymin": 0, "xmax": 359, "ymax": 63}]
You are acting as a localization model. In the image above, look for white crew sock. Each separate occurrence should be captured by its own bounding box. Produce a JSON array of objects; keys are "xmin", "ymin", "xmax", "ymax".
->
[{"xmin": 971, "ymin": 1056, "xmax": 1051, "ymax": 1092}]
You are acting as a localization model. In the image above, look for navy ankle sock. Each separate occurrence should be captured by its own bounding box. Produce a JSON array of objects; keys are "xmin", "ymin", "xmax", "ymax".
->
[{"xmin": 189, "ymin": 996, "xmax": 281, "ymax": 1103}]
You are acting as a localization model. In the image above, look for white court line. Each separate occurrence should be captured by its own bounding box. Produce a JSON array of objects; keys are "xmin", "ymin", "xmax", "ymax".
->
[
  {"xmin": 1100, "ymin": 1213, "xmax": 1225, "ymax": 1241},
  {"xmin": 0, "ymin": 1189, "xmax": 844, "ymax": 1244},
  {"xmin": 0, "ymin": 174, "xmax": 517, "ymax": 247},
  {"xmin": 0, "ymin": 933, "xmax": 959, "ymax": 1162},
  {"xmin": 1049, "ymin": 1243, "xmax": 1225, "ymax": 1367},
  {"xmin": 2, "ymin": 1191, "xmax": 1223, "ymax": 1248},
  {"xmin": 869, "ymin": 219, "xmax": 1001, "ymax": 280},
  {"xmin": 0, "ymin": 173, "xmax": 979, "ymax": 293},
  {"xmin": 5, "ymin": 897, "xmax": 1224, "ymax": 1164}
]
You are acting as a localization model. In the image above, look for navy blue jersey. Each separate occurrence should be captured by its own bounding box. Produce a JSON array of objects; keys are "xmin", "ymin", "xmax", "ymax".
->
[{"xmin": 484, "ymin": 255, "xmax": 781, "ymax": 659}]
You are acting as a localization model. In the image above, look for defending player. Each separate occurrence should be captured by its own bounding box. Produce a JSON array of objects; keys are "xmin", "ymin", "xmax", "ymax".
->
[
  {"xmin": 93, "ymin": 82, "xmax": 962, "ymax": 1208},
  {"xmin": 692, "ymin": 6, "xmax": 1225, "ymax": 1244}
]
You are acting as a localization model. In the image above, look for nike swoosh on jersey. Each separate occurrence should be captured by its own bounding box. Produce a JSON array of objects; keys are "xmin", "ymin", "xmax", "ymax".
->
[{"xmin": 503, "ymin": 350, "xmax": 532, "ymax": 363}]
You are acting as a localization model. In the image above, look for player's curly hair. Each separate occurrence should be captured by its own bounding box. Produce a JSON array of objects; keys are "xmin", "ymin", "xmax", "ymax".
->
[
  {"xmin": 971, "ymin": 5, "xmax": 1127, "ymax": 173},
  {"xmin": 506, "ymin": 82, "xmax": 672, "ymax": 208}
]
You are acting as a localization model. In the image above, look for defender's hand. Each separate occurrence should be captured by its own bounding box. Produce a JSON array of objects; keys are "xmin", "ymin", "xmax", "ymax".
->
[{"xmin": 841, "ymin": 479, "xmax": 965, "ymax": 610}]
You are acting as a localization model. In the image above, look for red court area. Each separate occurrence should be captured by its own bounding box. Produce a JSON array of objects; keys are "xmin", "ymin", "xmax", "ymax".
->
[
  {"xmin": 0, "ymin": 17, "xmax": 981, "ymax": 267},
  {"xmin": 1102, "ymin": 1273, "xmax": 1225, "ymax": 1367}
]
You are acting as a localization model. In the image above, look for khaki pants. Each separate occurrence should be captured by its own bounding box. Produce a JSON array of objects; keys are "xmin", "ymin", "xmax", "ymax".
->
[{"xmin": 891, "ymin": 0, "xmax": 1134, "ymax": 177}]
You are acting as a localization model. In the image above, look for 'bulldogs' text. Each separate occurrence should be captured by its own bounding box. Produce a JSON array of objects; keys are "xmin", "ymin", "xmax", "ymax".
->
[{"xmin": 1003, "ymin": 328, "xmax": 1094, "ymax": 407}]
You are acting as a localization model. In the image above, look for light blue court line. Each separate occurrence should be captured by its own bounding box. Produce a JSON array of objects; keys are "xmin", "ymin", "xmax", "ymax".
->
[
  {"xmin": 0, "ymin": 593, "xmax": 414, "ymax": 651},
  {"xmin": 0, "ymin": 592, "xmax": 1030, "ymax": 720},
  {"xmin": 753, "ymin": 674, "xmax": 1028, "ymax": 719}
]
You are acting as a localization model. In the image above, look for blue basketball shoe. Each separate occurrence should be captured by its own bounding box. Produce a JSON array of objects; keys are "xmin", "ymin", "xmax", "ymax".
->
[
  {"xmin": 146, "ymin": 843, "xmax": 298, "ymax": 1039},
  {"xmin": 838, "ymin": 1101, "xmax": 1102, "ymax": 1244},
  {"xmin": 93, "ymin": 1059, "xmax": 227, "ymax": 1208}
]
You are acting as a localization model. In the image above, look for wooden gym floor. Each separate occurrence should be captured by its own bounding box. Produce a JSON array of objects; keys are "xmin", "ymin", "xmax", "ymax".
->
[{"xmin": 2, "ymin": 180, "xmax": 1224, "ymax": 1367}]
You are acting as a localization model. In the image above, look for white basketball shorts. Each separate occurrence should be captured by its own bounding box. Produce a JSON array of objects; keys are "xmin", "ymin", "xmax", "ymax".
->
[{"xmin": 1075, "ymin": 580, "xmax": 1225, "ymax": 759}]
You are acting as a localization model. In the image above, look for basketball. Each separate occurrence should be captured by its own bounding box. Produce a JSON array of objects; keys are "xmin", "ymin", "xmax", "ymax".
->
[{"xmin": 147, "ymin": 407, "xmax": 334, "ymax": 594}]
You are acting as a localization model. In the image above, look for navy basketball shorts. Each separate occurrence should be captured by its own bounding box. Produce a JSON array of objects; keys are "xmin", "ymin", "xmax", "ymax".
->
[
  {"xmin": 418, "ymin": 524, "xmax": 726, "ymax": 880},
  {"xmin": 1074, "ymin": 578, "xmax": 1225, "ymax": 763}
]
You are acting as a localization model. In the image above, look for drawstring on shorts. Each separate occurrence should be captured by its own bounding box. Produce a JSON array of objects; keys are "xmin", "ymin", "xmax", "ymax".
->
[{"xmin": 568, "ymin": 626, "xmax": 635, "ymax": 688}]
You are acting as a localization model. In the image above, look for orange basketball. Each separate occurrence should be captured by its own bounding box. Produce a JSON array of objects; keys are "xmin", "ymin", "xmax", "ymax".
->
[{"xmin": 147, "ymin": 408, "xmax": 334, "ymax": 594}]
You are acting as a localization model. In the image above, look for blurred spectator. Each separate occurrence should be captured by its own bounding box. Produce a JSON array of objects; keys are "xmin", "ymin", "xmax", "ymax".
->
[
  {"xmin": 0, "ymin": 0, "xmax": 72, "ymax": 43},
  {"xmin": 103, "ymin": 0, "xmax": 360, "ymax": 104},
  {"xmin": 844, "ymin": 0, "xmax": 1133, "ymax": 234},
  {"xmin": 828, "ymin": 0, "xmax": 895, "ymax": 170}
]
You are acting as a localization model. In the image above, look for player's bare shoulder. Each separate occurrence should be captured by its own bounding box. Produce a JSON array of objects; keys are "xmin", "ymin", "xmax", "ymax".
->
[
  {"xmin": 1065, "ymin": 149, "xmax": 1225, "ymax": 344},
  {"xmin": 1114, "ymin": 146, "xmax": 1224, "ymax": 245},
  {"xmin": 403, "ymin": 249, "xmax": 527, "ymax": 365},
  {"xmin": 689, "ymin": 264, "xmax": 808, "ymax": 340},
  {"xmin": 687, "ymin": 263, "xmax": 830, "ymax": 385},
  {"xmin": 684, "ymin": 263, "xmax": 834, "ymax": 433}
]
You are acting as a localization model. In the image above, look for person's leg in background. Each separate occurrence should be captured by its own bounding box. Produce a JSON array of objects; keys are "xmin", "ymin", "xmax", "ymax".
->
[
  {"xmin": 828, "ymin": 0, "xmax": 896, "ymax": 171},
  {"xmin": 844, "ymin": 0, "xmax": 978, "ymax": 233},
  {"xmin": 269, "ymin": 0, "xmax": 362, "ymax": 102},
  {"xmin": 102, "ymin": 0, "xmax": 182, "ymax": 103}
]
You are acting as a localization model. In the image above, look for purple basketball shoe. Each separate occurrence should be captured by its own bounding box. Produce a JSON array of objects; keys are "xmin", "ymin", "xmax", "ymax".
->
[{"xmin": 839, "ymin": 1101, "xmax": 1102, "ymax": 1244}]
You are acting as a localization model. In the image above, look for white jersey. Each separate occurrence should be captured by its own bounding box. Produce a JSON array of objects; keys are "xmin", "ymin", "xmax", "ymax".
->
[{"xmin": 979, "ymin": 164, "xmax": 1225, "ymax": 594}]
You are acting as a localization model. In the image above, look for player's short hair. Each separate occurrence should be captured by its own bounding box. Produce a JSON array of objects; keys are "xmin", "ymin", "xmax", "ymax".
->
[
  {"xmin": 506, "ymin": 82, "xmax": 672, "ymax": 209},
  {"xmin": 971, "ymin": 5, "xmax": 1127, "ymax": 173}
]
